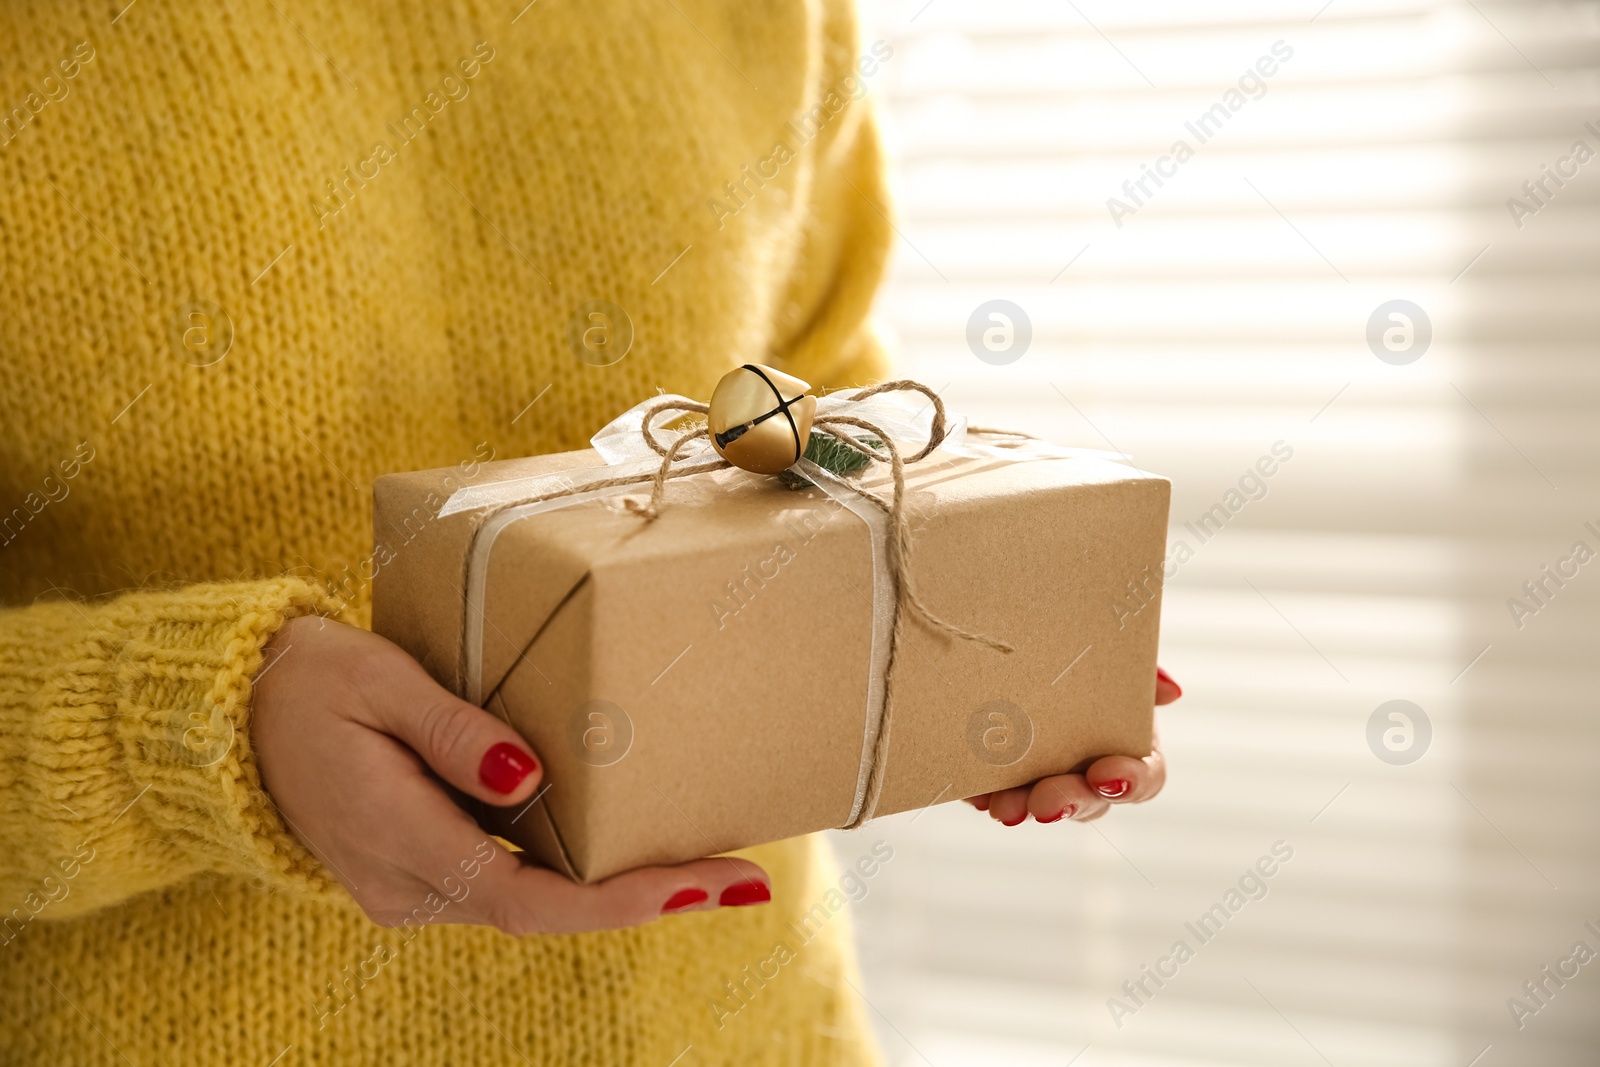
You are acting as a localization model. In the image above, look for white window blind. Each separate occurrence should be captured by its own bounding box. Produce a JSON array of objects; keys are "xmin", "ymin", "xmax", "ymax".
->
[{"xmin": 828, "ymin": 2, "xmax": 1600, "ymax": 1064}]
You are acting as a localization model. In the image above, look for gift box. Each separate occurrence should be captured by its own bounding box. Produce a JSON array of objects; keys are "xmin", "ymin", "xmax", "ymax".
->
[{"xmin": 371, "ymin": 383, "xmax": 1170, "ymax": 882}]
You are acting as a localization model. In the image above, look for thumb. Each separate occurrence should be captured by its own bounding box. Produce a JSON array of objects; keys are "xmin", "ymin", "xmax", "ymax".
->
[{"xmin": 380, "ymin": 686, "xmax": 544, "ymax": 807}]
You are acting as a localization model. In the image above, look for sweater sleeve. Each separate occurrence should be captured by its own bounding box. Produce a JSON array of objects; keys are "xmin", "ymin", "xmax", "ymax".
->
[
  {"xmin": 768, "ymin": 4, "xmax": 896, "ymax": 391},
  {"xmin": 0, "ymin": 577, "xmax": 347, "ymax": 922}
]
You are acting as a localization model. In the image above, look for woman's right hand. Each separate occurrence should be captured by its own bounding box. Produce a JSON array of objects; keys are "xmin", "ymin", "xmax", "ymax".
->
[{"xmin": 250, "ymin": 615, "xmax": 771, "ymax": 934}]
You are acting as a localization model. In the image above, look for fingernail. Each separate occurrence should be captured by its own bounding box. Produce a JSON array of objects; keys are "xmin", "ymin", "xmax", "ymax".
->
[
  {"xmin": 719, "ymin": 881, "xmax": 771, "ymax": 907},
  {"xmin": 1037, "ymin": 809, "xmax": 1065, "ymax": 824},
  {"xmin": 661, "ymin": 888, "xmax": 708, "ymax": 914},
  {"xmin": 1096, "ymin": 779, "xmax": 1131, "ymax": 799},
  {"xmin": 1156, "ymin": 667, "xmax": 1183, "ymax": 698},
  {"xmin": 1001, "ymin": 814, "xmax": 1025, "ymax": 827},
  {"xmin": 479, "ymin": 742, "xmax": 538, "ymax": 794}
]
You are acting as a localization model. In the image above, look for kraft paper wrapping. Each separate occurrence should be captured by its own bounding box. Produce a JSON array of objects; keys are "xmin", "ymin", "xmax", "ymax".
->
[{"xmin": 372, "ymin": 439, "xmax": 1169, "ymax": 882}]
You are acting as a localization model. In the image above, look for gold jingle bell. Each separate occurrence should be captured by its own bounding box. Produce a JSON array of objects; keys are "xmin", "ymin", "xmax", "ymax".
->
[{"xmin": 707, "ymin": 364, "xmax": 817, "ymax": 475}]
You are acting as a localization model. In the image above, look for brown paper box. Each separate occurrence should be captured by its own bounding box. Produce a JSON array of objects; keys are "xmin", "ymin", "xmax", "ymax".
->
[{"xmin": 371, "ymin": 441, "xmax": 1169, "ymax": 882}]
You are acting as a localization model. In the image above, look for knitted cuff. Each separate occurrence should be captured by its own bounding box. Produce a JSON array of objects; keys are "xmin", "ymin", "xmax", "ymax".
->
[{"xmin": 109, "ymin": 577, "xmax": 349, "ymax": 898}]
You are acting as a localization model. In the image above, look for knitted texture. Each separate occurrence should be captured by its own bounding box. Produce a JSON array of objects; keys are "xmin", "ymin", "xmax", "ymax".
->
[{"xmin": 0, "ymin": 0, "xmax": 892, "ymax": 1063}]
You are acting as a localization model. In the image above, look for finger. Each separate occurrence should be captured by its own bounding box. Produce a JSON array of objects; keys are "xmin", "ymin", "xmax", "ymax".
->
[
  {"xmin": 1156, "ymin": 666, "xmax": 1183, "ymax": 705},
  {"xmin": 987, "ymin": 785, "xmax": 1031, "ymax": 826},
  {"xmin": 369, "ymin": 766, "xmax": 773, "ymax": 935},
  {"xmin": 333, "ymin": 740, "xmax": 529, "ymax": 925},
  {"xmin": 965, "ymin": 794, "xmax": 991, "ymax": 812},
  {"xmin": 1085, "ymin": 748, "xmax": 1165, "ymax": 804},
  {"xmin": 368, "ymin": 683, "xmax": 544, "ymax": 807},
  {"xmin": 494, "ymin": 855, "xmax": 774, "ymax": 935},
  {"xmin": 1026, "ymin": 774, "xmax": 1102, "ymax": 823}
]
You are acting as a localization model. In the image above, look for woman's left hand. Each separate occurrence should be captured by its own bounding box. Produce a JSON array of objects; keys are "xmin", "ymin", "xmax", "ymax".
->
[{"xmin": 965, "ymin": 667, "xmax": 1183, "ymax": 825}]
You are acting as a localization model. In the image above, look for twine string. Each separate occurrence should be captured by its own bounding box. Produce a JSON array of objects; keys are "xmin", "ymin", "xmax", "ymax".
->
[{"xmin": 637, "ymin": 398, "xmax": 710, "ymax": 458}]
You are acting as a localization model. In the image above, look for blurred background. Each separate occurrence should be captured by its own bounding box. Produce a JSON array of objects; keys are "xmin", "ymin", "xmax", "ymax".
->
[{"xmin": 827, "ymin": 1, "xmax": 1600, "ymax": 1064}]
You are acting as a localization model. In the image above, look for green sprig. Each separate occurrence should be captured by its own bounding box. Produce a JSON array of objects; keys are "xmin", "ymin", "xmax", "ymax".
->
[{"xmin": 778, "ymin": 432, "xmax": 885, "ymax": 490}]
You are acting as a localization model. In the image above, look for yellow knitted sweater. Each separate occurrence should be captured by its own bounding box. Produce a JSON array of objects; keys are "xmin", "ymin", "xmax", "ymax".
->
[{"xmin": 0, "ymin": 1, "xmax": 893, "ymax": 1063}]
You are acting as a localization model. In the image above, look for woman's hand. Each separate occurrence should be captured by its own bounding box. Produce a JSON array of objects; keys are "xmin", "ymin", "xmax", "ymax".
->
[
  {"xmin": 965, "ymin": 667, "xmax": 1183, "ymax": 825},
  {"xmin": 250, "ymin": 616, "xmax": 770, "ymax": 934}
]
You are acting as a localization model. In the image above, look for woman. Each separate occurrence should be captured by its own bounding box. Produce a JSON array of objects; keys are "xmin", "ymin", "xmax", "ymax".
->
[{"xmin": 0, "ymin": 1, "xmax": 1181, "ymax": 1063}]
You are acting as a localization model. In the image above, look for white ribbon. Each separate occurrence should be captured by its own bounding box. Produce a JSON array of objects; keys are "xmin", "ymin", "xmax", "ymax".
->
[
  {"xmin": 440, "ymin": 386, "xmax": 1120, "ymax": 827},
  {"xmin": 440, "ymin": 386, "xmax": 1113, "ymax": 517}
]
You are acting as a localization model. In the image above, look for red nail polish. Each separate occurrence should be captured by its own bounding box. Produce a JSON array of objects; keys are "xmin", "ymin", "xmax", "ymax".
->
[
  {"xmin": 661, "ymin": 888, "xmax": 708, "ymax": 913},
  {"xmin": 1156, "ymin": 667, "xmax": 1182, "ymax": 698},
  {"xmin": 1037, "ymin": 810, "xmax": 1065, "ymax": 824},
  {"xmin": 1096, "ymin": 779, "xmax": 1131, "ymax": 799},
  {"xmin": 719, "ymin": 881, "xmax": 771, "ymax": 907},
  {"xmin": 479, "ymin": 742, "xmax": 538, "ymax": 794},
  {"xmin": 1001, "ymin": 814, "xmax": 1025, "ymax": 827}
]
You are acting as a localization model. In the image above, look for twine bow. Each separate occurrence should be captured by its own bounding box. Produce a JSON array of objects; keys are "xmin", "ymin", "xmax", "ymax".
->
[{"xmin": 625, "ymin": 379, "xmax": 1014, "ymax": 658}]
